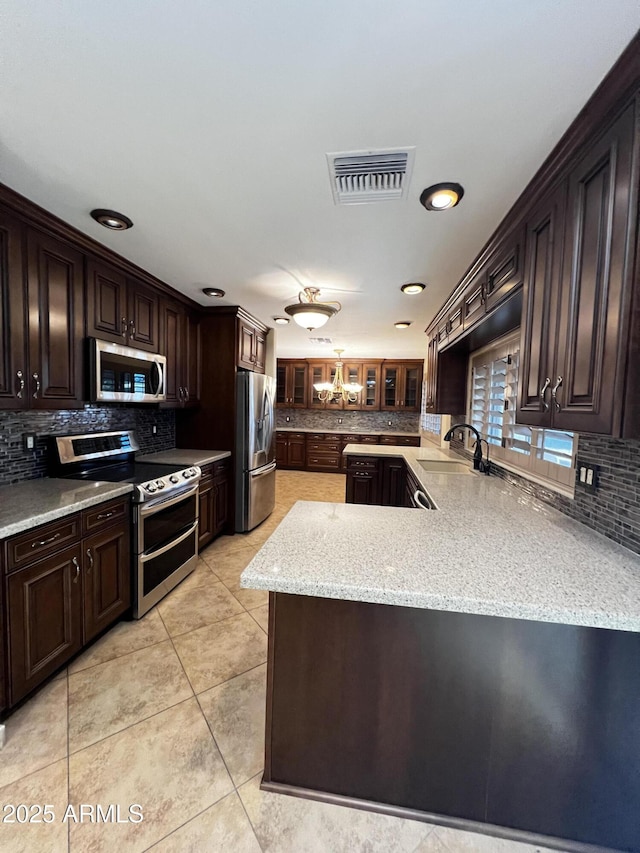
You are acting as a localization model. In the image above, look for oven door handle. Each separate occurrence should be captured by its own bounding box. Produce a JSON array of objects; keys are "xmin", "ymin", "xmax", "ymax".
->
[
  {"xmin": 139, "ymin": 519, "xmax": 199, "ymax": 563},
  {"xmin": 140, "ymin": 483, "xmax": 200, "ymax": 516}
]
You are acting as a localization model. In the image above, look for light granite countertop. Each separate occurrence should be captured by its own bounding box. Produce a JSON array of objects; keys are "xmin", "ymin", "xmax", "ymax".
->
[
  {"xmin": 0, "ymin": 480, "xmax": 133, "ymax": 539},
  {"xmin": 275, "ymin": 427, "xmax": 420, "ymax": 436},
  {"xmin": 136, "ymin": 449, "xmax": 232, "ymax": 466},
  {"xmin": 241, "ymin": 445, "xmax": 640, "ymax": 632}
]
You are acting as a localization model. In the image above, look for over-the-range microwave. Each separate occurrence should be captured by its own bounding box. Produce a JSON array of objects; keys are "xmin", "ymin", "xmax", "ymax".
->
[{"xmin": 89, "ymin": 338, "xmax": 166, "ymax": 403}]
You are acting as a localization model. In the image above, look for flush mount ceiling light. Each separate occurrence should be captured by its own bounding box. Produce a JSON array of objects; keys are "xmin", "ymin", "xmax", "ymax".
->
[
  {"xmin": 202, "ymin": 287, "xmax": 225, "ymax": 298},
  {"xmin": 284, "ymin": 286, "xmax": 341, "ymax": 331},
  {"xmin": 314, "ymin": 349, "xmax": 363, "ymax": 403},
  {"xmin": 400, "ymin": 282, "xmax": 426, "ymax": 295},
  {"xmin": 419, "ymin": 182, "xmax": 464, "ymax": 211},
  {"xmin": 90, "ymin": 209, "xmax": 133, "ymax": 230},
  {"xmin": 394, "ymin": 321, "xmax": 412, "ymax": 329},
  {"xmin": 273, "ymin": 316, "xmax": 290, "ymax": 325}
]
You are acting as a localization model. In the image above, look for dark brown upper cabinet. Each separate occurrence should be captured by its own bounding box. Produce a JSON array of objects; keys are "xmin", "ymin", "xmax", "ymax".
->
[
  {"xmin": 0, "ymin": 209, "xmax": 26, "ymax": 409},
  {"xmin": 159, "ymin": 297, "xmax": 200, "ymax": 407},
  {"xmin": 276, "ymin": 360, "xmax": 307, "ymax": 408},
  {"xmin": 518, "ymin": 104, "xmax": 637, "ymax": 436},
  {"xmin": 87, "ymin": 258, "xmax": 159, "ymax": 352},
  {"xmin": 0, "ymin": 217, "xmax": 84, "ymax": 410},
  {"xmin": 26, "ymin": 228, "xmax": 85, "ymax": 409},
  {"xmin": 485, "ymin": 224, "xmax": 526, "ymax": 312},
  {"xmin": 237, "ymin": 316, "xmax": 267, "ymax": 372},
  {"xmin": 381, "ymin": 361, "xmax": 423, "ymax": 411}
]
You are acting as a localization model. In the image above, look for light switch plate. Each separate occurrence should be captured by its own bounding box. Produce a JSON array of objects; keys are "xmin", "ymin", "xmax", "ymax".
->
[
  {"xmin": 576, "ymin": 458, "xmax": 599, "ymax": 493},
  {"xmin": 23, "ymin": 433, "xmax": 36, "ymax": 452}
]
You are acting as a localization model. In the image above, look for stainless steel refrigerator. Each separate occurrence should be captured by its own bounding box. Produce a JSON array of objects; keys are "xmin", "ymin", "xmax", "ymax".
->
[{"xmin": 235, "ymin": 372, "xmax": 277, "ymax": 532}]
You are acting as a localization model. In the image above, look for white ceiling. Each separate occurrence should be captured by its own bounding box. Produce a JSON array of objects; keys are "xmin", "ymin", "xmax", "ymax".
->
[{"xmin": 1, "ymin": 2, "xmax": 638, "ymax": 359}]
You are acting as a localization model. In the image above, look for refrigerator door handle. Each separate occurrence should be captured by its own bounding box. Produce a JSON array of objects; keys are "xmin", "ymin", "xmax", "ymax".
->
[{"xmin": 250, "ymin": 461, "xmax": 277, "ymax": 478}]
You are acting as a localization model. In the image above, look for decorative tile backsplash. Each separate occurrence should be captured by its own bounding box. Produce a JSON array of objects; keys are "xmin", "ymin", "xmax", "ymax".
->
[
  {"xmin": 448, "ymin": 415, "xmax": 640, "ymax": 556},
  {"xmin": 0, "ymin": 406, "xmax": 175, "ymax": 486},
  {"xmin": 276, "ymin": 409, "xmax": 420, "ymax": 433}
]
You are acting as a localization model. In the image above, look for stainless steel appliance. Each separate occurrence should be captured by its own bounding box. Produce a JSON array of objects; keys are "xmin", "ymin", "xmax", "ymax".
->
[
  {"xmin": 90, "ymin": 338, "xmax": 166, "ymax": 403},
  {"xmin": 51, "ymin": 430, "xmax": 200, "ymax": 617},
  {"xmin": 235, "ymin": 372, "xmax": 276, "ymax": 532}
]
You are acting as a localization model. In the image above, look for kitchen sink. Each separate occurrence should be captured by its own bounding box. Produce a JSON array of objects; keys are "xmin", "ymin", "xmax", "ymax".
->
[{"xmin": 417, "ymin": 460, "xmax": 472, "ymax": 474}]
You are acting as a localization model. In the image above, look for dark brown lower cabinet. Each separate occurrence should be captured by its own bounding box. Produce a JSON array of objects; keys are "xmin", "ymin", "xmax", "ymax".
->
[
  {"xmin": 198, "ymin": 459, "xmax": 230, "ymax": 549},
  {"xmin": 276, "ymin": 433, "xmax": 306, "ymax": 469},
  {"xmin": 7, "ymin": 545, "xmax": 83, "ymax": 704},
  {"xmin": 380, "ymin": 457, "xmax": 405, "ymax": 506},
  {"xmin": 3, "ymin": 503, "xmax": 131, "ymax": 710},
  {"xmin": 265, "ymin": 593, "xmax": 640, "ymax": 852},
  {"xmin": 83, "ymin": 524, "xmax": 130, "ymax": 644}
]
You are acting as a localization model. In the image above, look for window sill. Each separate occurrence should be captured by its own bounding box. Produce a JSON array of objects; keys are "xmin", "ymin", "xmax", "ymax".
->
[{"xmin": 487, "ymin": 457, "xmax": 575, "ymax": 500}]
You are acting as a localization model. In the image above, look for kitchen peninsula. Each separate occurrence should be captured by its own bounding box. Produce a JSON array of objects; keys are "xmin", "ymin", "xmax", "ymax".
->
[{"xmin": 241, "ymin": 447, "xmax": 640, "ymax": 852}]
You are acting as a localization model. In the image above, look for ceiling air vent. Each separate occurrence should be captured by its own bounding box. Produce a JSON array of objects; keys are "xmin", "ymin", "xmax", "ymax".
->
[
  {"xmin": 308, "ymin": 337, "xmax": 333, "ymax": 345},
  {"xmin": 327, "ymin": 147, "xmax": 415, "ymax": 205}
]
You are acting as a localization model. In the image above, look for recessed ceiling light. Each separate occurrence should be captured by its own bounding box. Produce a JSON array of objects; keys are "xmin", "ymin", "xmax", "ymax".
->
[
  {"xmin": 419, "ymin": 182, "xmax": 464, "ymax": 211},
  {"xmin": 202, "ymin": 287, "xmax": 225, "ymax": 298},
  {"xmin": 400, "ymin": 282, "xmax": 426, "ymax": 295},
  {"xmin": 394, "ymin": 321, "xmax": 412, "ymax": 329},
  {"xmin": 90, "ymin": 209, "xmax": 133, "ymax": 230},
  {"xmin": 273, "ymin": 316, "xmax": 290, "ymax": 325}
]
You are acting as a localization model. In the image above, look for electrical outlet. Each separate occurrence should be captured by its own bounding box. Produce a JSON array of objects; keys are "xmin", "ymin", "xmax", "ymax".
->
[
  {"xmin": 337, "ymin": 417, "xmax": 343, "ymax": 424},
  {"xmin": 576, "ymin": 458, "xmax": 599, "ymax": 493},
  {"xmin": 23, "ymin": 433, "xmax": 36, "ymax": 452},
  {"xmin": 458, "ymin": 431, "xmax": 464, "ymax": 441},
  {"xmin": 152, "ymin": 425, "xmax": 157, "ymax": 435},
  {"xmin": 387, "ymin": 420, "xmax": 392, "ymax": 427},
  {"xmin": 285, "ymin": 416, "xmax": 290, "ymax": 423}
]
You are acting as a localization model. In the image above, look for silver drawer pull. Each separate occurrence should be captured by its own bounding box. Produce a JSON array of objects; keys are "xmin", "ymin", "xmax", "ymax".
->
[
  {"xmin": 31, "ymin": 532, "xmax": 61, "ymax": 548},
  {"xmin": 96, "ymin": 511, "xmax": 115, "ymax": 520},
  {"xmin": 72, "ymin": 556, "xmax": 80, "ymax": 582},
  {"xmin": 86, "ymin": 548, "xmax": 94, "ymax": 572},
  {"xmin": 552, "ymin": 376, "xmax": 563, "ymax": 412},
  {"xmin": 540, "ymin": 377, "xmax": 551, "ymax": 411},
  {"xmin": 16, "ymin": 369, "xmax": 25, "ymax": 398},
  {"xmin": 32, "ymin": 372, "xmax": 40, "ymax": 399}
]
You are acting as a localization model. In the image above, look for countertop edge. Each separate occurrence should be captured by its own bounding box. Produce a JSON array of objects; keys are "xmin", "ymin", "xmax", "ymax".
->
[{"xmin": 0, "ymin": 482, "xmax": 134, "ymax": 539}]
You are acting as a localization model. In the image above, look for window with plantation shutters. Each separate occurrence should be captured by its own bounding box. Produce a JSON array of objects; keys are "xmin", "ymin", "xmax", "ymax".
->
[{"xmin": 468, "ymin": 334, "xmax": 576, "ymax": 492}]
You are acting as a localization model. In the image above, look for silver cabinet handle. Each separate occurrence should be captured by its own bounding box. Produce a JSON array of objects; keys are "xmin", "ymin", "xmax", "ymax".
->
[
  {"xmin": 31, "ymin": 532, "xmax": 61, "ymax": 549},
  {"xmin": 552, "ymin": 376, "xmax": 563, "ymax": 412},
  {"xmin": 32, "ymin": 372, "xmax": 40, "ymax": 399},
  {"xmin": 540, "ymin": 377, "xmax": 551, "ymax": 411},
  {"xmin": 86, "ymin": 548, "xmax": 94, "ymax": 573},
  {"xmin": 121, "ymin": 316, "xmax": 128, "ymax": 338},
  {"xmin": 16, "ymin": 369, "xmax": 25, "ymax": 398},
  {"xmin": 96, "ymin": 510, "xmax": 114, "ymax": 520},
  {"xmin": 129, "ymin": 319, "xmax": 136, "ymax": 339},
  {"xmin": 184, "ymin": 387, "xmax": 189, "ymax": 401},
  {"xmin": 72, "ymin": 556, "xmax": 80, "ymax": 582}
]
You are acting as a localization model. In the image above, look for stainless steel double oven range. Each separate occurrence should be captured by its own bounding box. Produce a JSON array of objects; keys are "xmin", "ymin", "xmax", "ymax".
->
[{"xmin": 51, "ymin": 431, "xmax": 201, "ymax": 618}]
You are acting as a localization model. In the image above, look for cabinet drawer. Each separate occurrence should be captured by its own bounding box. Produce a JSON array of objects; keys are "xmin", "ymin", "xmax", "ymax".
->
[
  {"xmin": 82, "ymin": 498, "xmax": 129, "ymax": 535},
  {"xmin": 341, "ymin": 434, "xmax": 361, "ymax": 442},
  {"xmin": 213, "ymin": 459, "xmax": 230, "ymax": 478},
  {"xmin": 307, "ymin": 455, "xmax": 341, "ymax": 470},
  {"xmin": 308, "ymin": 433, "xmax": 341, "ymax": 442},
  {"xmin": 359, "ymin": 435, "xmax": 380, "ymax": 444},
  {"xmin": 6, "ymin": 514, "xmax": 81, "ymax": 573},
  {"xmin": 308, "ymin": 442, "xmax": 340, "ymax": 453},
  {"xmin": 200, "ymin": 463, "xmax": 214, "ymax": 478},
  {"xmin": 346, "ymin": 457, "xmax": 379, "ymax": 471},
  {"xmin": 279, "ymin": 432, "xmax": 306, "ymax": 440}
]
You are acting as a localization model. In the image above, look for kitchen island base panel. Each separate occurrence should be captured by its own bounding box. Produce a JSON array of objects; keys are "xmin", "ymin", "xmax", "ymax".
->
[{"xmin": 264, "ymin": 592, "xmax": 640, "ymax": 853}]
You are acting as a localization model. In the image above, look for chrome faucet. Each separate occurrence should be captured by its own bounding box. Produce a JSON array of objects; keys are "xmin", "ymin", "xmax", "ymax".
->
[{"xmin": 443, "ymin": 422, "xmax": 491, "ymax": 475}]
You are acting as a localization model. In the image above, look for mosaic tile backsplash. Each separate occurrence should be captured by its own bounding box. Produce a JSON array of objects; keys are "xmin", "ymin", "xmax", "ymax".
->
[
  {"xmin": 276, "ymin": 409, "xmax": 420, "ymax": 433},
  {"xmin": 0, "ymin": 406, "xmax": 175, "ymax": 486},
  {"xmin": 448, "ymin": 416, "xmax": 640, "ymax": 556}
]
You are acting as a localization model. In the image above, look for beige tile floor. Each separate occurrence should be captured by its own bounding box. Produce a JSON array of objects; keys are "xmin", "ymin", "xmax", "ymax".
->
[{"xmin": 0, "ymin": 471, "xmax": 566, "ymax": 852}]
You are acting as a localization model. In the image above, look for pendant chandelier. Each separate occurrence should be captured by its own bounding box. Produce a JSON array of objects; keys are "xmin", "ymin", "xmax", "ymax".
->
[
  {"xmin": 314, "ymin": 349, "xmax": 363, "ymax": 403},
  {"xmin": 284, "ymin": 287, "xmax": 341, "ymax": 330}
]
